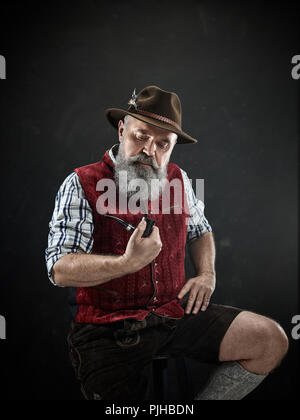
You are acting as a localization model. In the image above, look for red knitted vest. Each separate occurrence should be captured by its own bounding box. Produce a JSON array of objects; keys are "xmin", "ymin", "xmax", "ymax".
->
[{"xmin": 73, "ymin": 149, "xmax": 190, "ymax": 324}]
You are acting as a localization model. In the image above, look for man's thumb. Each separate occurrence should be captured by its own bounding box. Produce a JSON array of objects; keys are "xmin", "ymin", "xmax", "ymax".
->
[{"xmin": 133, "ymin": 218, "xmax": 146, "ymax": 239}]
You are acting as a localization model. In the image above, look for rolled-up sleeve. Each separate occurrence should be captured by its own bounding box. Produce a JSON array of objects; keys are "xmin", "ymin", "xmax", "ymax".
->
[
  {"xmin": 181, "ymin": 169, "xmax": 213, "ymax": 245},
  {"xmin": 45, "ymin": 172, "xmax": 94, "ymax": 286}
]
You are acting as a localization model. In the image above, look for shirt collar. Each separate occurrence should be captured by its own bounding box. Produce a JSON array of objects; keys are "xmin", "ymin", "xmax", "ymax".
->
[{"xmin": 108, "ymin": 144, "xmax": 119, "ymax": 164}]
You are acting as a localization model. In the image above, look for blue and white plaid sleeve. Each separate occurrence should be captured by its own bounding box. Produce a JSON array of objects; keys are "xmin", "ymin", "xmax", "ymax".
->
[
  {"xmin": 180, "ymin": 169, "xmax": 213, "ymax": 245},
  {"xmin": 45, "ymin": 172, "xmax": 94, "ymax": 286}
]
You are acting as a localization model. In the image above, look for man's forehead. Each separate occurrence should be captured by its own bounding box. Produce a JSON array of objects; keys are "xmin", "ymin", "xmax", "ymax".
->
[{"xmin": 127, "ymin": 116, "xmax": 177, "ymax": 140}]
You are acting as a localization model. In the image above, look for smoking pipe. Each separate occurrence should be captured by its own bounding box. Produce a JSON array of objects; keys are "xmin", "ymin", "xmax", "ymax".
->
[{"xmin": 103, "ymin": 214, "xmax": 155, "ymax": 238}]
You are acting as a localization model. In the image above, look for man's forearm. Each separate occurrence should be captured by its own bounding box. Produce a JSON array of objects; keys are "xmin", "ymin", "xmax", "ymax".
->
[
  {"xmin": 188, "ymin": 232, "xmax": 216, "ymax": 275},
  {"xmin": 52, "ymin": 253, "xmax": 132, "ymax": 287}
]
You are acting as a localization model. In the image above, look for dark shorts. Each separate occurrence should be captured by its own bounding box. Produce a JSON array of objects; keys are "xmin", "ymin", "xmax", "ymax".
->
[{"xmin": 67, "ymin": 303, "xmax": 243, "ymax": 400}]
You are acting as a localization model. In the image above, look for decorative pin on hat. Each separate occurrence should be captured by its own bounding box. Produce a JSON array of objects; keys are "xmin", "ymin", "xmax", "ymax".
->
[{"xmin": 128, "ymin": 88, "xmax": 138, "ymax": 110}]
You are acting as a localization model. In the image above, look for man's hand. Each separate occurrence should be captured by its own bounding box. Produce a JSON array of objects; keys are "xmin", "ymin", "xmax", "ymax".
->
[
  {"xmin": 123, "ymin": 219, "xmax": 162, "ymax": 272},
  {"xmin": 177, "ymin": 272, "xmax": 216, "ymax": 314}
]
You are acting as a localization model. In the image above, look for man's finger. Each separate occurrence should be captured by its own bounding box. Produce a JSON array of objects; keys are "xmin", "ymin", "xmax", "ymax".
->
[
  {"xmin": 192, "ymin": 292, "xmax": 205, "ymax": 314},
  {"xmin": 149, "ymin": 225, "xmax": 160, "ymax": 240},
  {"xmin": 133, "ymin": 219, "xmax": 147, "ymax": 239},
  {"xmin": 200, "ymin": 292, "xmax": 211, "ymax": 312},
  {"xmin": 185, "ymin": 291, "xmax": 197, "ymax": 314},
  {"xmin": 177, "ymin": 283, "xmax": 192, "ymax": 300}
]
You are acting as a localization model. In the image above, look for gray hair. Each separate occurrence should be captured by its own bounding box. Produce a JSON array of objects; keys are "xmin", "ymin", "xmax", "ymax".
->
[{"xmin": 123, "ymin": 114, "xmax": 134, "ymax": 132}]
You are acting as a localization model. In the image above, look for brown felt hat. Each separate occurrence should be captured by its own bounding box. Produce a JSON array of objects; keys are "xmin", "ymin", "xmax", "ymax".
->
[{"xmin": 105, "ymin": 85, "xmax": 197, "ymax": 144}]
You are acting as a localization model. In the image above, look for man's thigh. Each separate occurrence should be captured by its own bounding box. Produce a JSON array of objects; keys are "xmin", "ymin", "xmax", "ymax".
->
[{"xmin": 159, "ymin": 304, "xmax": 243, "ymax": 363}]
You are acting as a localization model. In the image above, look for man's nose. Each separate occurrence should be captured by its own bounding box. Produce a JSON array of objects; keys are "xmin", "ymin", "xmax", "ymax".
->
[{"xmin": 143, "ymin": 140, "xmax": 156, "ymax": 157}]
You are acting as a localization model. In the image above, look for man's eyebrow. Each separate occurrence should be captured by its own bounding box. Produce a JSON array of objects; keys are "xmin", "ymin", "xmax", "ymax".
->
[
  {"xmin": 136, "ymin": 128, "xmax": 171, "ymax": 142},
  {"xmin": 136, "ymin": 129, "xmax": 149, "ymax": 134}
]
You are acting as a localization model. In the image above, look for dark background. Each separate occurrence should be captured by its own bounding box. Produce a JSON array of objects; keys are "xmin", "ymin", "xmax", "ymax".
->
[{"xmin": 0, "ymin": 0, "xmax": 298, "ymax": 400}]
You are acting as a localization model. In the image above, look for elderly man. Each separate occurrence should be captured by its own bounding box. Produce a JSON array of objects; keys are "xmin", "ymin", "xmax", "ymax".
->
[{"xmin": 45, "ymin": 85, "xmax": 288, "ymax": 400}]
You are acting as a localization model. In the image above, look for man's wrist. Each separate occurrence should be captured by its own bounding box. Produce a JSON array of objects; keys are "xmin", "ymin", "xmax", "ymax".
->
[
  {"xmin": 197, "ymin": 270, "xmax": 216, "ymax": 276},
  {"xmin": 119, "ymin": 254, "xmax": 139, "ymax": 275}
]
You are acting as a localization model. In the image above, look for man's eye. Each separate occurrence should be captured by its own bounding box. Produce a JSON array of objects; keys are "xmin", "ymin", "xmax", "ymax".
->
[
  {"xmin": 136, "ymin": 136, "xmax": 148, "ymax": 142},
  {"xmin": 157, "ymin": 142, "xmax": 170, "ymax": 150}
]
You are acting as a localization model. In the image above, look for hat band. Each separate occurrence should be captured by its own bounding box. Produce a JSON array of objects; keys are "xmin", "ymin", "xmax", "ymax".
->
[{"xmin": 135, "ymin": 109, "xmax": 181, "ymax": 131}]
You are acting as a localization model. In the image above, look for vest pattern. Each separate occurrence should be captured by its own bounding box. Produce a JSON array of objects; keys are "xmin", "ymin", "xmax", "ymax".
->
[{"xmin": 73, "ymin": 150, "xmax": 190, "ymax": 324}]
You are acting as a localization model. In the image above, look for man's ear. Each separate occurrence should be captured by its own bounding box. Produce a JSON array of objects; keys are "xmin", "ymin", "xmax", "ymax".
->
[{"xmin": 118, "ymin": 119, "xmax": 124, "ymax": 142}]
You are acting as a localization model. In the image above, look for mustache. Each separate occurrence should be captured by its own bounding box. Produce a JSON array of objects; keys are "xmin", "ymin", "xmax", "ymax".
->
[{"xmin": 125, "ymin": 153, "xmax": 159, "ymax": 170}]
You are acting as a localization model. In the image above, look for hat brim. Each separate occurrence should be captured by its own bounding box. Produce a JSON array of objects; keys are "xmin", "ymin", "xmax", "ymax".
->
[{"xmin": 104, "ymin": 108, "xmax": 197, "ymax": 144}]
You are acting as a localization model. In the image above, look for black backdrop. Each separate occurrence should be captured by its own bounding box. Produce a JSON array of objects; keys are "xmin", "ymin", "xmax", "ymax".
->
[{"xmin": 0, "ymin": 0, "xmax": 299, "ymax": 400}]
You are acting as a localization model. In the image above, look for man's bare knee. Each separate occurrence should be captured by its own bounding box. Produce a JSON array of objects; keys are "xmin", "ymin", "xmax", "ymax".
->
[
  {"xmin": 219, "ymin": 311, "xmax": 289, "ymax": 374},
  {"xmin": 262, "ymin": 318, "xmax": 289, "ymax": 371}
]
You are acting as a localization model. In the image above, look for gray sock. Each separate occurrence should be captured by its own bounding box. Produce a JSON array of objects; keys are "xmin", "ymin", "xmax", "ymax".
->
[{"xmin": 195, "ymin": 362, "xmax": 267, "ymax": 400}]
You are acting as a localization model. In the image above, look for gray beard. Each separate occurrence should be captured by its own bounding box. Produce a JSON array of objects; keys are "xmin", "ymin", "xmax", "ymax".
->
[{"xmin": 113, "ymin": 142, "xmax": 168, "ymax": 203}]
